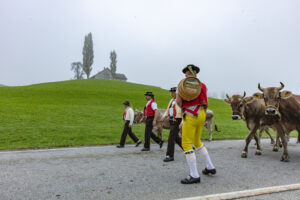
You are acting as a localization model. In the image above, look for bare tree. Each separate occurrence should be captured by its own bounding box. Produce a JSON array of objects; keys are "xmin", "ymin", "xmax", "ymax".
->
[
  {"xmin": 82, "ymin": 32, "xmax": 94, "ymax": 79},
  {"xmin": 71, "ymin": 62, "xmax": 84, "ymax": 79},
  {"xmin": 110, "ymin": 50, "xmax": 117, "ymax": 78}
]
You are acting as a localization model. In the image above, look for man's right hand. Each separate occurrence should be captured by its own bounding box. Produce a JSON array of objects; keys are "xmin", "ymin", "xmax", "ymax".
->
[
  {"xmin": 160, "ymin": 117, "xmax": 165, "ymax": 122},
  {"xmin": 179, "ymin": 123, "xmax": 183, "ymax": 130}
]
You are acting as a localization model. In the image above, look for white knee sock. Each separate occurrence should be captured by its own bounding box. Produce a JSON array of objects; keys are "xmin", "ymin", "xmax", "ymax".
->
[
  {"xmin": 185, "ymin": 152, "xmax": 200, "ymax": 178},
  {"xmin": 198, "ymin": 146, "xmax": 215, "ymax": 170}
]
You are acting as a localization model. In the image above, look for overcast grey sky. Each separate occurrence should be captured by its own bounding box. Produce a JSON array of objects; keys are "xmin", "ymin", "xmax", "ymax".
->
[{"xmin": 0, "ymin": 0, "xmax": 299, "ymax": 97}]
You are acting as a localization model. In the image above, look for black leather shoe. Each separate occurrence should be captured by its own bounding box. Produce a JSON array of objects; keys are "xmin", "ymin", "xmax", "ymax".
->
[
  {"xmin": 159, "ymin": 141, "xmax": 164, "ymax": 148},
  {"xmin": 135, "ymin": 140, "xmax": 142, "ymax": 147},
  {"xmin": 202, "ymin": 168, "xmax": 216, "ymax": 175},
  {"xmin": 181, "ymin": 175, "xmax": 200, "ymax": 184},
  {"xmin": 163, "ymin": 156, "xmax": 174, "ymax": 162},
  {"xmin": 116, "ymin": 145, "xmax": 124, "ymax": 148},
  {"xmin": 141, "ymin": 148, "xmax": 150, "ymax": 151}
]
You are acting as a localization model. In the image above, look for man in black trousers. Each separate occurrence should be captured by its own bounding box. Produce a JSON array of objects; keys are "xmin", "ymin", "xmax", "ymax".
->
[
  {"xmin": 139, "ymin": 92, "xmax": 163, "ymax": 151},
  {"xmin": 161, "ymin": 87, "xmax": 183, "ymax": 161},
  {"xmin": 117, "ymin": 101, "xmax": 142, "ymax": 148}
]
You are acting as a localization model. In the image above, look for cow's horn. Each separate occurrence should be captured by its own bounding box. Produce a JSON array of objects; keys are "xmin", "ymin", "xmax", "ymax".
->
[
  {"xmin": 242, "ymin": 91, "xmax": 246, "ymax": 98},
  {"xmin": 279, "ymin": 82, "xmax": 284, "ymax": 91},
  {"xmin": 258, "ymin": 83, "xmax": 264, "ymax": 92},
  {"xmin": 226, "ymin": 94, "xmax": 231, "ymax": 100}
]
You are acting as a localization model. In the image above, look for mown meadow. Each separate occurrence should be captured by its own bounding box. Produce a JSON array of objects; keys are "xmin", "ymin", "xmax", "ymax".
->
[{"xmin": 0, "ymin": 79, "xmax": 291, "ymax": 150}]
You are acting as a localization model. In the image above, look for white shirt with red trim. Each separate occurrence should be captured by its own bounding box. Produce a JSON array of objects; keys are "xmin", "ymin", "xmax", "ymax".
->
[{"xmin": 169, "ymin": 99, "xmax": 176, "ymax": 117}]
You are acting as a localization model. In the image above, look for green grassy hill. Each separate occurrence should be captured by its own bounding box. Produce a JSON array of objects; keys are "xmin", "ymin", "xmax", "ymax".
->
[{"xmin": 0, "ymin": 79, "xmax": 279, "ymax": 150}]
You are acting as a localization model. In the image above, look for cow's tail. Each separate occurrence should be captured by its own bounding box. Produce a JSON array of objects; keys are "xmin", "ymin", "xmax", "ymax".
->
[{"xmin": 214, "ymin": 124, "xmax": 221, "ymax": 133}]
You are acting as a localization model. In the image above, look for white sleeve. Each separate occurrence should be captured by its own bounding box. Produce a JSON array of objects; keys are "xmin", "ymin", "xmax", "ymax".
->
[
  {"xmin": 151, "ymin": 102, "xmax": 157, "ymax": 110},
  {"xmin": 128, "ymin": 108, "xmax": 134, "ymax": 125}
]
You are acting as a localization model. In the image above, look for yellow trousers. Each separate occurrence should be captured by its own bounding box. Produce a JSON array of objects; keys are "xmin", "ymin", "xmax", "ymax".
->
[{"xmin": 182, "ymin": 108, "xmax": 206, "ymax": 152}]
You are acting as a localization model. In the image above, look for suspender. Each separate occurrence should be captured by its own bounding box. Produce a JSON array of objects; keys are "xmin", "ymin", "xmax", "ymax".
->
[{"xmin": 184, "ymin": 105, "xmax": 201, "ymax": 118}]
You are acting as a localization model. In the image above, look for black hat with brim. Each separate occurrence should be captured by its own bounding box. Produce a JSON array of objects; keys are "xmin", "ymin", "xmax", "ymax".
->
[
  {"xmin": 123, "ymin": 101, "xmax": 130, "ymax": 106},
  {"xmin": 144, "ymin": 92, "xmax": 154, "ymax": 96},
  {"xmin": 182, "ymin": 64, "xmax": 200, "ymax": 74},
  {"xmin": 169, "ymin": 87, "xmax": 177, "ymax": 92}
]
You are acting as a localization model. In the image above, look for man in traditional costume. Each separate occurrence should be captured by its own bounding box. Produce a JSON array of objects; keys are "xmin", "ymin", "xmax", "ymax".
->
[
  {"xmin": 117, "ymin": 101, "xmax": 142, "ymax": 148},
  {"xmin": 176, "ymin": 64, "xmax": 216, "ymax": 184},
  {"xmin": 161, "ymin": 87, "xmax": 183, "ymax": 162},
  {"xmin": 140, "ymin": 92, "xmax": 164, "ymax": 151}
]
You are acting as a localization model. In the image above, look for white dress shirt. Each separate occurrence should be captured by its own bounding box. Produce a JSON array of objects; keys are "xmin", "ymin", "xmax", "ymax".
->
[{"xmin": 124, "ymin": 107, "xmax": 134, "ymax": 126}]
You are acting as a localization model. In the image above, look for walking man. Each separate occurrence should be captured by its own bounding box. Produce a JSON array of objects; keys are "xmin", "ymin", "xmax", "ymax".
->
[
  {"xmin": 117, "ymin": 101, "xmax": 142, "ymax": 148},
  {"xmin": 176, "ymin": 64, "xmax": 216, "ymax": 184},
  {"xmin": 140, "ymin": 92, "xmax": 164, "ymax": 151},
  {"xmin": 161, "ymin": 87, "xmax": 183, "ymax": 162}
]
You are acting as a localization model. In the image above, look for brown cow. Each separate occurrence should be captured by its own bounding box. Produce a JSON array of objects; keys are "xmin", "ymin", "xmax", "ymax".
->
[
  {"xmin": 252, "ymin": 92, "xmax": 300, "ymax": 152},
  {"xmin": 292, "ymin": 94, "xmax": 300, "ymax": 143},
  {"xmin": 224, "ymin": 92, "xmax": 275, "ymax": 158},
  {"xmin": 252, "ymin": 92, "xmax": 300, "ymax": 151},
  {"xmin": 134, "ymin": 109, "xmax": 220, "ymax": 141},
  {"xmin": 254, "ymin": 82, "xmax": 300, "ymax": 161}
]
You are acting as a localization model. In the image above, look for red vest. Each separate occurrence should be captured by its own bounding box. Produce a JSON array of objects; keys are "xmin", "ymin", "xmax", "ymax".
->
[
  {"xmin": 172, "ymin": 103, "xmax": 177, "ymax": 118},
  {"xmin": 169, "ymin": 99, "xmax": 177, "ymax": 118},
  {"xmin": 144, "ymin": 100, "xmax": 155, "ymax": 117},
  {"xmin": 182, "ymin": 82, "xmax": 208, "ymax": 110}
]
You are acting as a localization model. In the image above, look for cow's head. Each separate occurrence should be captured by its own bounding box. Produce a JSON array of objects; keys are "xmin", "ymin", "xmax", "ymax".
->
[
  {"xmin": 224, "ymin": 92, "xmax": 253, "ymax": 120},
  {"xmin": 134, "ymin": 110, "xmax": 144, "ymax": 123},
  {"xmin": 254, "ymin": 82, "xmax": 292, "ymax": 116}
]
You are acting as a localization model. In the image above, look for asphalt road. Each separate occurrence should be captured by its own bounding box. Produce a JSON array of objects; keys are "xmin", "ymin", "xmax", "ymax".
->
[{"xmin": 1, "ymin": 138, "xmax": 300, "ymax": 200}]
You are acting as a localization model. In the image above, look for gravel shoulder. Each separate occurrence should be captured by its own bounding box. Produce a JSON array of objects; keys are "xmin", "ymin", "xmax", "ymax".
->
[{"xmin": 1, "ymin": 138, "xmax": 300, "ymax": 200}]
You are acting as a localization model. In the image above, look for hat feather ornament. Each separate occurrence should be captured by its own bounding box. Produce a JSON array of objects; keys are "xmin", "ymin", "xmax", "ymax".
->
[{"xmin": 178, "ymin": 76, "xmax": 201, "ymax": 101}]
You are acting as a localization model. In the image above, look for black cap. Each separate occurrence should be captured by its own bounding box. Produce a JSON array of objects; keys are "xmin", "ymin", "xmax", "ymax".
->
[
  {"xmin": 123, "ymin": 101, "xmax": 130, "ymax": 106},
  {"xmin": 169, "ymin": 87, "xmax": 177, "ymax": 92},
  {"xmin": 144, "ymin": 91, "xmax": 154, "ymax": 96},
  {"xmin": 182, "ymin": 64, "xmax": 200, "ymax": 74}
]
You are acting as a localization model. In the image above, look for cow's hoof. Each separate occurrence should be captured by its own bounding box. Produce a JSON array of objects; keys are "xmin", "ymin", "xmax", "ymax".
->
[
  {"xmin": 280, "ymin": 155, "xmax": 289, "ymax": 162},
  {"xmin": 241, "ymin": 151, "xmax": 247, "ymax": 158},
  {"xmin": 273, "ymin": 147, "xmax": 279, "ymax": 152},
  {"xmin": 279, "ymin": 144, "xmax": 283, "ymax": 148},
  {"xmin": 255, "ymin": 150, "xmax": 262, "ymax": 155}
]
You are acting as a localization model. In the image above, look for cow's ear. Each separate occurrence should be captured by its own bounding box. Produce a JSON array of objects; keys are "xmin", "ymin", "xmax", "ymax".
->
[
  {"xmin": 281, "ymin": 90, "xmax": 292, "ymax": 99},
  {"xmin": 244, "ymin": 96, "xmax": 254, "ymax": 103},
  {"xmin": 253, "ymin": 92, "xmax": 263, "ymax": 99},
  {"xmin": 224, "ymin": 98, "xmax": 231, "ymax": 104}
]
